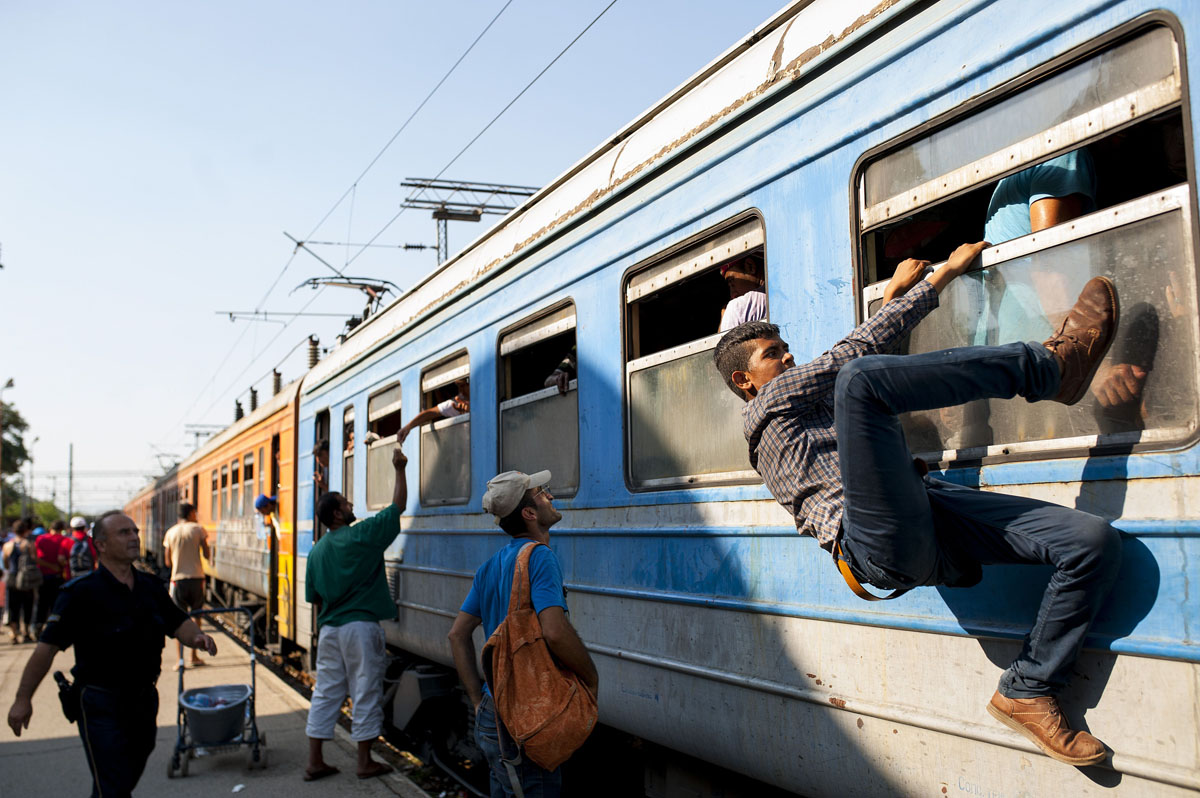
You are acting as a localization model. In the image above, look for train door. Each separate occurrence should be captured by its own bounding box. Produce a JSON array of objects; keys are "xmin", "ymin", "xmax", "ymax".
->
[
  {"xmin": 314, "ymin": 409, "xmax": 330, "ymax": 541},
  {"xmin": 268, "ymin": 434, "xmax": 281, "ymax": 646}
]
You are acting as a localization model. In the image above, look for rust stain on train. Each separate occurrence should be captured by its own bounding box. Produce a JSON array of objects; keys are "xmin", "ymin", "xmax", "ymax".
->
[
  {"xmin": 829, "ymin": 697, "xmax": 846, "ymax": 709},
  {"xmin": 434, "ymin": 0, "xmax": 901, "ymax": 305}
]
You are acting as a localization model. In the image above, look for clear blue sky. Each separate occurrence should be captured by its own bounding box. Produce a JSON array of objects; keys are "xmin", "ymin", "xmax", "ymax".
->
[{"xmin": 1, "ymin": 0, "xmax": 785, "ymax": 512}]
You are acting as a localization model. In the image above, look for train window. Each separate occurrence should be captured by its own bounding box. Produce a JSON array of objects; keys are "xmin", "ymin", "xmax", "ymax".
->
[
  {"xmin": 220, "ymin": 465, "xmax": 229, "ymax": 520},
  {"xmin": 243, "ymin": 454, "xmax": 255, "ymax": 517},
  {"xmin": 419, "ymin": 351, "xmax": 470, "ymax": 505},
  {"xmin": 624, "ymin": 215, "xmax": 764, "ymax": 488},
  {"xmin": 231, "ymin": 459, "xmax": 241, "ymax": 518},
  {"xmin": 366, "ymin": 383, "xmax": 402, "ymax": 509},
  {"xmin": 257, "ymin": 447, "xmax": 264, "ymax": 505},
  {"xmin": 499, "ymin": 303, "xmax": 579, "ymax": 497},
  {"xmin": 856, "ymin": 24, "xmax": 1198, "ymax": 463},
  {"xmin": 342, "ymin": 406, "xmax": 355, "ymax": 503},
  {"xmin": 211, "ymin": 470, "xmax": 218, "ymax": 521}
]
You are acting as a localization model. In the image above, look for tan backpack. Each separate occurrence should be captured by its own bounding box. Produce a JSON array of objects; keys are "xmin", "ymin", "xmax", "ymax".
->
[{"xmin": 481, "ymin": 541, "xmax": 597, "ymax": 771}]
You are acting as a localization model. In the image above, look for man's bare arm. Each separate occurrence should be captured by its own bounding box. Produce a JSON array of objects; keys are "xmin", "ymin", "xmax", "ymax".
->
[
  {"xmin": 7, "ymin": 642, "xmax": 58, "ymax": 736},
  {"xmin": 539, "ymin": 606, "xmax": 598, "ymax": 695},
  {"xmin": 448, "ymin": 612, "xmax": 484, "ymax": 709},
  {"xmin": 392, "ymin": 446, "xmax": 409, "ymax": 509},
  {"xmin": 173, "ymin": 619, "xmax": 218, "ymax": 655}
]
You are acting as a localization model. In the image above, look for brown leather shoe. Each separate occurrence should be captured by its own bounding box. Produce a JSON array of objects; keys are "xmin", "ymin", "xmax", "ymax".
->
[
  {"xmin": 987, "ymin": 691, "xmax": 1108, "ymax": 766},
  {"xmin": 1042, "ymin": 276, "xmax": 1118, "ymax": 405}
]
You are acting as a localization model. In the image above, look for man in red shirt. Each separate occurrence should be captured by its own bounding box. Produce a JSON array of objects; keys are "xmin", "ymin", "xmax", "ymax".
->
[{"xmin": 33, "ymin": 522, "xmax": 69, "ymax": 638}]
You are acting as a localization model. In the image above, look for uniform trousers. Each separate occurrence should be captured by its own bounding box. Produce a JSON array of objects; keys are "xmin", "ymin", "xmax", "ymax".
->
[
  {"xmin": 76, "ymin": 683, "xmax": 158, "ymax": 798},
  {"xmin": 834, "ymin": 341, "xmax": 1123, "ymax": 698},
  {"xmin": 305, "ymin": 620, "xmax": 386, "ymax": 742}
]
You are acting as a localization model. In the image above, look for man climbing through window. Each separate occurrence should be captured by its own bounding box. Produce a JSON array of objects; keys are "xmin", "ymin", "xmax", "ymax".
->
[{"xmin": 713, "ymin": 241, "xmax": 1122, "ymax": 766}]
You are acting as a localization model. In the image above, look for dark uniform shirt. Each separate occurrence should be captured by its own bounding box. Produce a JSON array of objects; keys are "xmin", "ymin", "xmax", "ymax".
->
[{"xmin": 40, "ymin": 564, "xmax": 188, "ymax": 689}]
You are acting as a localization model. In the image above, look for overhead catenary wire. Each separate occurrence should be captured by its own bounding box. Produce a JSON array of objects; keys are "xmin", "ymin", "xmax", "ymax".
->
[
  {"xmin": 158, "ymin": 4, "xmax": 519, "ymax": 449},
  {"xmin": 342, "ymin": 0, "xmax": 620, "ymax": 269}
]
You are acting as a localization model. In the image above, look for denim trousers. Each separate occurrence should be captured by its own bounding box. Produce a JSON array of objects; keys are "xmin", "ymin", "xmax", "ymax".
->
[
  {"xmin": 475, "ymin": 693, "xmax": 562, "ymax": 798},
  {"xmin": 77, "ymin": 684, "xmax": 159, "ymax": 798},
  {"xmin": 834, "ymin": 342, "xmax": 1122, "ymax": 698}
]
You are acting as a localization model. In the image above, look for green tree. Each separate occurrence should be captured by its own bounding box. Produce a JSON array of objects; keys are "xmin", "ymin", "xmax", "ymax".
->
[{"xmin": 1, "ymin": 401, "xmax": 33, "ymax": 526}]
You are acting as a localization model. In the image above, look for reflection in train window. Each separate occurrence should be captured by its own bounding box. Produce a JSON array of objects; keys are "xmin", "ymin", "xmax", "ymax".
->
[
  {"xmin": 231, "ymin": 459, "xmax": 241, "ymax": 519},
  {"xmin": 856, "ymin": 24, "xmax": 1197, "ymax": 462},
  {"xmin": 366, "ymin": 383, "xmax": 401, "ymax": 509},
  {"xmin": 499, "ymin": 303, "xmax": 578, "ymax": 497},
  {"xmin": 624, "ymin": 214, "xmax": 765, "ymax": 488},
  {"xmin": 420, "ymin": 351, "xmax": 470, "ymax": 506},
  {"xmin": 243, "ymin": 454, "xmax": 255, "ymax": 517},
  {"xmin": 342, "ymin": 406, "xmax": 355, "ymax": 503},
  {"xmin": 211, "ymin": 470, "xmax": 219, "ymax": 522},
  {"xmin": 220, "ymin": 465, "xmax": 229, "ymax": 520}
]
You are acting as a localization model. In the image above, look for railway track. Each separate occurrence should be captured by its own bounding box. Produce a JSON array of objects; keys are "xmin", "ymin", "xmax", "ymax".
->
[{"xmin": 202, "ymin": 607, "xmax": 486, "ymax": 798}]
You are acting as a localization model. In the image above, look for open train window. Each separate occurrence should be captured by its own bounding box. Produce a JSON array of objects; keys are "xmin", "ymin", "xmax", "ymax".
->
[
  {"xmin": 499, "ymin": 303, "xmax": 579, "ymax": 497},
  {"xmin": 856, "ymin": 23, "xmax": 1199, "ymax": 463},
  {"xmin": 243, "ymin": 454, "xmax": 255, "ymax": 517},
  {"xmin": 342, "ymin": 406, "xmax": 355, "ymax": 503},
  {"xmin": 366, "ymin": 383, "xmax": 401, "ymax": 509},
  {"xmin": 419, "ymin": 351, "xmax": 470, "ymax": 506},
  {"xmin": 210, "ymin": 470, "xmax": 219, "ymax": 522},
  {"xmin": 231, "ymin": 459, "xmax": 241, "ymax": 519},
  {"xmin": 623, "ymin": 214, "xmax": 765, "ymax": 488}
]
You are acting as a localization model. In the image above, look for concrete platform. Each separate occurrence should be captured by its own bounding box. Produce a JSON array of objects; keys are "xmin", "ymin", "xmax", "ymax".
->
[{"xmin": 0, "ymin": 629, "xmax": 431, "ymax": 798}]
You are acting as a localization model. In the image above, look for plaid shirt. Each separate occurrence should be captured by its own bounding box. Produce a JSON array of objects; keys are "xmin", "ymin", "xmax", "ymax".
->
[{"xmin": 743, "ymin": 280, "xmax": 939, "ymax": 552}]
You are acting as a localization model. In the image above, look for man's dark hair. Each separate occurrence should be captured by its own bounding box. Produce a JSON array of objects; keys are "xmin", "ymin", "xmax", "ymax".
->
[
  {"xmin": 313, "ymin": 439, "xmax": 329, "ymax": 457},
  {"xmin": 316, "ymin": 491, "xmax": 343, "ymax": 528},
  {"xmin": 179, "ymin": 502, "xmax": 196, "ymax": 521},
  {"xmin": 713, "ymin": 320, "xmax": 781, "ymax": 398},
  {"xmin": 13, "ymin": 519, "xmax": 29, "ymax": 535},
  {"xmin": 51, "ymin": 519, "xmax": 65, "ymax": 532},
  {"xmin": 91, "ymin": 510, "xmax": 124, "ymax": 546},
  {"xmin": 498, "ymin": 490, "xmax": 536, "ymax": 537}
]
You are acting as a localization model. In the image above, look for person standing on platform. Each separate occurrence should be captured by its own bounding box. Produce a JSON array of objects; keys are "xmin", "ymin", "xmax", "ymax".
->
[
  {"xmin": 32, "ymin": 520, "xmax": 68, "ymax": 638},
  {"xmin": 303, "ymin": 444, "xmax": 408, "ymax": 782},
  {"xmin": 448, "ymin": 470, "xmax": 599, "ymax": 797},
  {"xmin": 163, "ymin": 502, "xmax": 209, "ymax": 669},
  {"xmin": 6, "ymin": 510, "xmax": 217, "ymax": 797},
  {"xmin": 68, "ymin": 516, "xmax": 96, "ymax": 577},
  {"xmin": 2, "ymin": 520, "xmax": 37, "ymax": 643}
]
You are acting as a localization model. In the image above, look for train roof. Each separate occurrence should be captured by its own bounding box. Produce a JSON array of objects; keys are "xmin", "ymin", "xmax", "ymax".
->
[
  {"xmin": 302, "ymin": 0, "xmax": 907, "ymax": 395},
  {"xmin": 177, "ymin": 378, "xmax": 302, "ymax": 471}
]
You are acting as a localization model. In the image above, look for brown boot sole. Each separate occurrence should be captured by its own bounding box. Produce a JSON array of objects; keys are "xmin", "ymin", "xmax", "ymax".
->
[
  {"xmin": 1058, "ymin": 276, "xmax": 1119, "ymax": 406},
  {"xmin": 987, "ymin": 702, "xmax": 1107, "ymax": 766}
]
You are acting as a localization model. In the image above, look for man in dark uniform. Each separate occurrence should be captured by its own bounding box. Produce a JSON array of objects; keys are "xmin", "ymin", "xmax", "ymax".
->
[{"xmin": 6, "ymin": 509, "xmax": 218, "ymax": 797}]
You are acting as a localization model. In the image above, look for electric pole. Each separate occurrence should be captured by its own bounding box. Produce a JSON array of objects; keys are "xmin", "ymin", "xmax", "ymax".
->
[{"xmin": 400, "ymin": 178, "xmax": 538, "ymax": 264}]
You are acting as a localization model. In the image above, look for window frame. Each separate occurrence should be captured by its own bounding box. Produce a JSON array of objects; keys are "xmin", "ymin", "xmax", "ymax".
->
[
  {"xmin": 365, "ymin": 382, "xmax": 401, "ymax": 510},
  {"xmin": 231, "ymin": 458, "xmax": 241, "ymax": 519},
  {"xmin": 419, "ymin": 349, "xmax": 471, "ymax": 507},
  {"xmin": 850, "ymin": 14, "xmax": 1200, "ymax": 465},
  {"xmin": 342, "ymin": 405, "xmax": 356, "ymax": 501},
  {"xmin": 496, "ymin": 300, "xmax": 580, "ymax": 497},
  {"xmin": 620, "ymin": 209, "xmax": 767, "ymax": 491},
  {"xmin": 211, "ymin": 469, "xmax": 219, "ymax": 522},
  {"xmin": 243, "ymin": 453, "xmax": 255, "ymax": 517}
]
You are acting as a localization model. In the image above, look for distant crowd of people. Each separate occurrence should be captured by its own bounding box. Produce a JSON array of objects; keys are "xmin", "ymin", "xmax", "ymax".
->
[{"xmin": 1, "ymin": 515, "xmax": 97, "ymax": 644}]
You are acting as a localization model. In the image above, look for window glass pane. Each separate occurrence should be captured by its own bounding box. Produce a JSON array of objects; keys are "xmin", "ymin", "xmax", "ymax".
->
[
  {"xmin": 221, "ymin": 466, "xmax": 229, "ymax": 519},
  {"xmin": 231, "ymin": 462, "xmax": 240, "ymax": 517},
  {"xmin": 502, "ymin": 389, "xmax": 579, "ymax": 496},
  {"xmin": 897, "ymin": 206, "xmax": 1197, "ymax": 456},
  {"xmin": 629, "ymin": 349, "xmax": 754, "ymax": 485},
  {"xmin": 343, "ymin": 453, "xmax": 355, "ymax": 501},
  {"xmin": 244, "ymin": 455, "xmax": 255, "ymax": 516},
  {"xmin": 211, "ymin": 471, "xmax": 219, "ymax": 521},
  {"xmin": 366, "ymin": 440, "xmax": 395, "ymax": 509},
  {"xmin": 422, "ymin": 353, "xmax": 470, "ymax": 393},
  {"xmin": 864, "ymin": 27, "xmax": 1178, "ymax": 208},
  {"xmin": 368, "ymin": 384, "xmax": 401, "ymax": 420},
  {"xmin": 420, "ymin": 419, "xmax": 470, "ymax": 504},
  {"xmin": 500, "ymin": 306, "xmax": 576, "ymax": 355}
]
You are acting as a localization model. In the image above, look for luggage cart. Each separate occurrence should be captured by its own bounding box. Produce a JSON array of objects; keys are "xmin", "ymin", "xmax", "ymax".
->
[{"xmin": 167, "ymin": 607, "xmax": 268, "ymax": 777}]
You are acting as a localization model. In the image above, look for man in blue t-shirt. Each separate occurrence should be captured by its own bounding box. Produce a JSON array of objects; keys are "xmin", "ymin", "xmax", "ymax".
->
[{"xmin": 448, "ymin": 470, "xmax": 598, "ymax": 798}]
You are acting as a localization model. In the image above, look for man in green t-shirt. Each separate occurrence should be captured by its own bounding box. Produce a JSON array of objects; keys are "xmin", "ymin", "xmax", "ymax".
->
[{"xmin": 303, "ymin": 444, "xmax": 407, "ymax": 782}]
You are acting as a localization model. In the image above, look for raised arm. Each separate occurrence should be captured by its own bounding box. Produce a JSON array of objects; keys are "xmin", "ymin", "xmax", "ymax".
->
[
  {"xmin": 391, "ymin": 446, "xmax": 408, "ymax": 509},
  {"xmin": 398, "ymin": 408, "xmax": 443, "ymax": 443},
  {"xmin": 447, "ymin": 611, "xmax": 484, "ymax": 709}
]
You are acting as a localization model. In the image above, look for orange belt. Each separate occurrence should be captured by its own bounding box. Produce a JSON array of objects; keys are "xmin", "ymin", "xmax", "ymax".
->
[{"xmin": 835, "ymin": 541, "xmax": 908, "ymax": 602}]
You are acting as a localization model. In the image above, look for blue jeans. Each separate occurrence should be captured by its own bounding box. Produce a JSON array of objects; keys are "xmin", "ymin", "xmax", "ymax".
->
[
  {"xmin": 834, "ymin": 342, "xmax": 1122, "ymax": 698},
  {"xmin": 475, "ymin": 693, "xmax": 562, "ymax": 798}
]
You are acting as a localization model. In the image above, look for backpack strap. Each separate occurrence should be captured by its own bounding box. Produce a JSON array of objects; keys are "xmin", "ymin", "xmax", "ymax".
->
[{"xmin": 506, "ymin": 541, "xmax": 542, "ymax": 616}]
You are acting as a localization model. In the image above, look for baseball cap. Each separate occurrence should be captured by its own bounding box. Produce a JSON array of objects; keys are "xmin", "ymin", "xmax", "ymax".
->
[
  {"xmin": 69, "ymin": 516, "xmax": 87, "ymax": 530},
  {"xmin": 254, "ymin": 494, "xmax": 277, "ymax": 512},
  {"xmin": 481, "ymin": 470, "xmax": 551, "ymax": 523}
]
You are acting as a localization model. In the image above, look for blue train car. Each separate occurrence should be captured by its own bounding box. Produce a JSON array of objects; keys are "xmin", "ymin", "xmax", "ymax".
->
[{"xmin": 295, "ymin": 1, "xmax": 1200, "ymax": 793}]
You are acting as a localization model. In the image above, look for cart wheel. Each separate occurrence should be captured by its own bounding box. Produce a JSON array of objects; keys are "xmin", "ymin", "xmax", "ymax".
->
[
  {"xmin": 167, "ymin": 755, "xmax": 178, "ymax": 779},
  {"xmin": 179, "ymin": 753, "xmax": 189, "ymax": 777}
]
